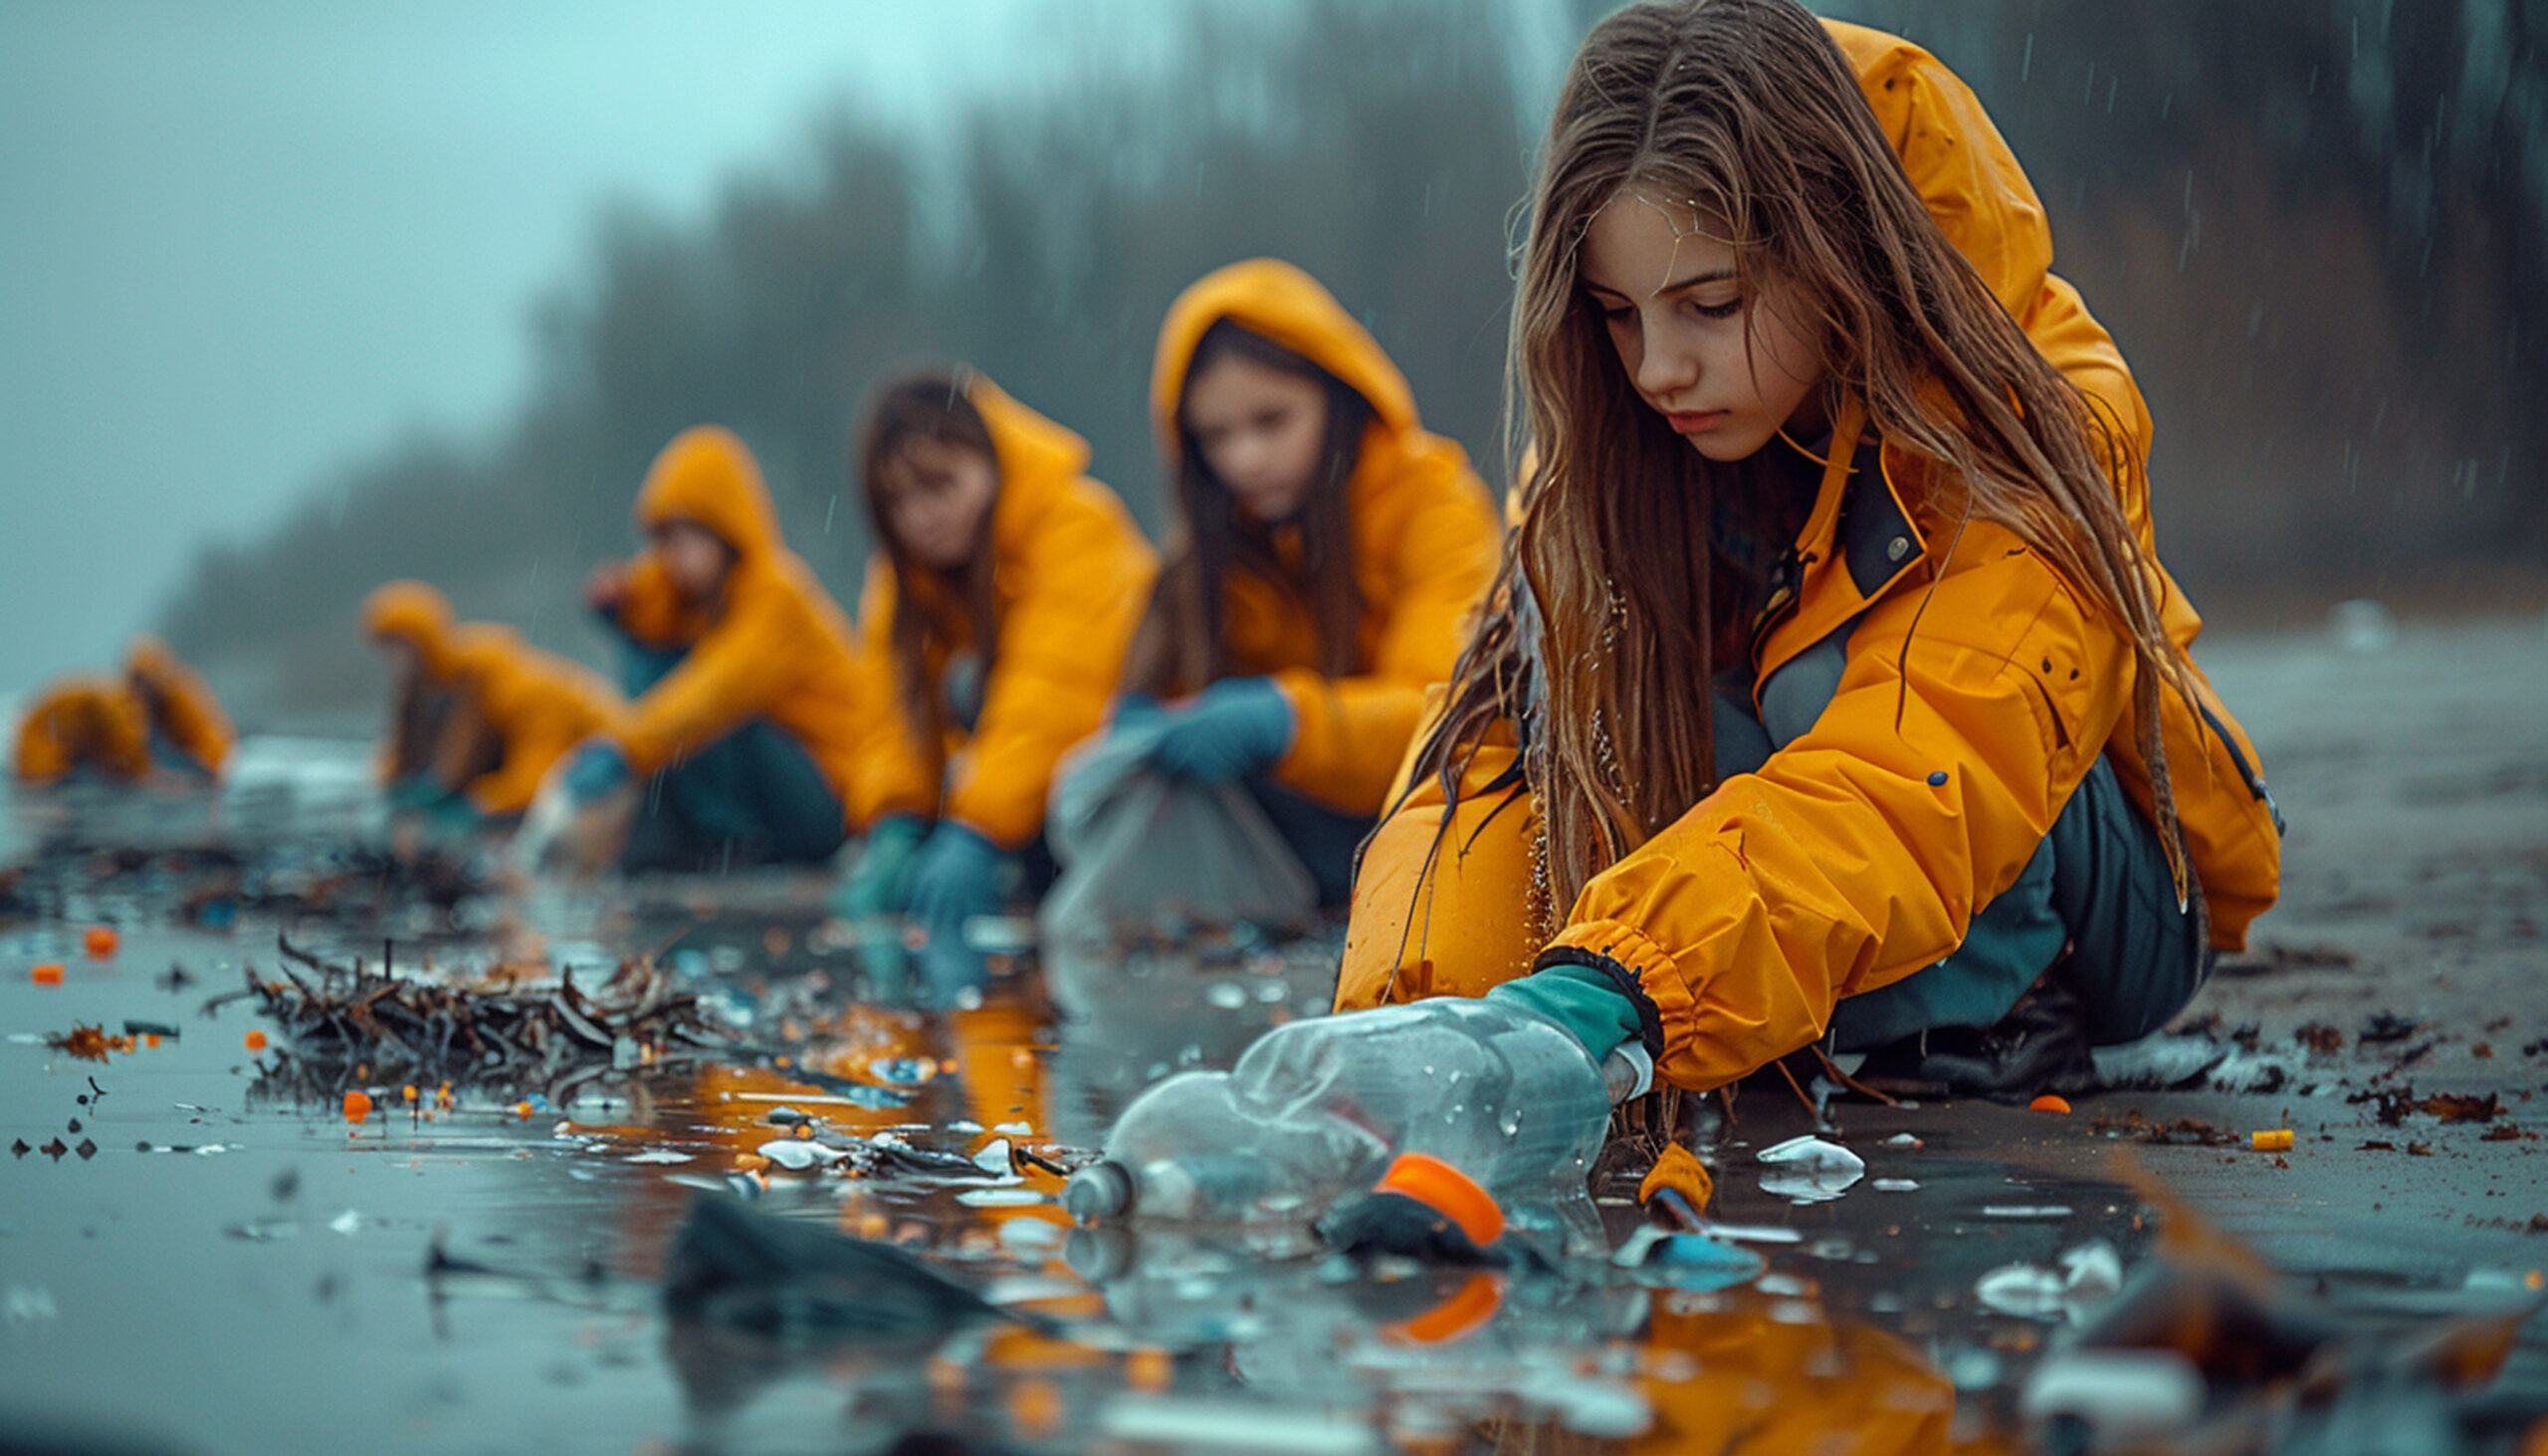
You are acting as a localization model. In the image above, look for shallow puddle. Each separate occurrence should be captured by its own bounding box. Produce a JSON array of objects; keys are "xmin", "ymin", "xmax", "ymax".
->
[{"xmin": 2, "ymin": 756, "xmax": 2544, "ymax": 1454}]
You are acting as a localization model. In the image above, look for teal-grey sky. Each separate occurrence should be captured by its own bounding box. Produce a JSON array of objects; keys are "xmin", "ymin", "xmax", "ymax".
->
[{"xmin": 0, "ymin": 0, "xmax": 1117, "ymax": 697}]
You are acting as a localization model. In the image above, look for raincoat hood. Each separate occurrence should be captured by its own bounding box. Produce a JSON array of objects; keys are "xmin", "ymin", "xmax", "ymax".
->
[
  {"xmin": 361, "ymin": 580, "xmax": 458, "ymax": 680},
  {"xmin": 635, "ymin": 425, "xmax": 782, "ymax": 561},
  {"xmin": 1150, "ymin": 259, "xmax": 1419, "ymax": 460},
  {"xmin": 967, "ymin": 374, "xmax": 1093, "ymax": 509}
]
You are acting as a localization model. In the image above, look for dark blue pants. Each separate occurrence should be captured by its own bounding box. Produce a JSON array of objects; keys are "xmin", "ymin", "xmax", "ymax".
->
[
  {"xmin": 1710, "ymin": 672, "xmax": 2207, "ymax": 1053},
  {"xmin": 615, "ymin": 641, "xmax": 846, "ymax": 871},
  {"xmin": 1243, "ymin": 778, "xmax": 1373, "ymax": 910}
]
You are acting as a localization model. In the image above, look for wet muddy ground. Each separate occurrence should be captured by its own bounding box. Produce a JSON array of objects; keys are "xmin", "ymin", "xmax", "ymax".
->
[{"xmin": 3, "ymin": 614, "xmax": 2544, "ymax": 1455}]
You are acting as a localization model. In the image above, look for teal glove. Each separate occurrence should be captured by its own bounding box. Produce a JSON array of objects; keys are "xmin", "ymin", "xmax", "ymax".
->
[
  {"xmin": 1148, "ymin": 677, "xmax": 1295, "ymax": 783},
  {"xmin": 831, "ymin": 813, "xmax": 928, "ymax": 924},
  {"xmin": 1485, "ymin": 963, "xmax": 1648, "ymax": 1097}
]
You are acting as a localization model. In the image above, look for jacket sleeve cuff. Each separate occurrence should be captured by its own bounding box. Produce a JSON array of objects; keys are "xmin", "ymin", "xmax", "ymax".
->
[{"xmin": 1532, "ymin": 940, "xmax": 1667, "ymax": 1061}]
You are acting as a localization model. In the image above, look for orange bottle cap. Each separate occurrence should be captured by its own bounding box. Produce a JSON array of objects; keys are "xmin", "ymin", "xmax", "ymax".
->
[{"xmin": 1372, "ymin": 1151, "xmax": 1505, "ymax": 1248}]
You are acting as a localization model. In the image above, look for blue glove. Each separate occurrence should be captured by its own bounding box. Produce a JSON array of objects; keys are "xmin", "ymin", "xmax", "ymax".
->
[
  {"xmin": 904, "ymin": 821, "xmax": 1012, "ymax": 929},
  {"xmin": 1146, "ymin": 677, "xmax": 1295, "ymax": 784},
  {"xmin": 831, "ymin": 813, "xmax": 928, "ymax": 924},
  {"xmin": 562, "ymin": 740, "xmax": 631, "ymax": 802}
]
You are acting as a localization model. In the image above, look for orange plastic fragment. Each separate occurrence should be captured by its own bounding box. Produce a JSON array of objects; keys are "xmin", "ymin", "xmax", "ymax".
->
[
  {"xmin": 402, "ymin": 1085, "xmax": 418, "ymax": 1103},
  {"xmin": 2250, "ymin": 1129, "xmax": 2294, "ymax": 1151},
  {"xmin": 2029, "ymin": 1095, "xmax": 2073, "ymax": 1114},
  {"xmin": 1125, "ymin": 1349, "xmax": 1173, "ymax": 1394},
  {"xmin": 514, "ymin": 1102, "xmax": 533, "ymax": 1119},
  {"xmin": 343, "ymin": 1091, "xmax": 373, "ymax": 1124},
  {"xmin": 144, "ymin": 1034, "xmax": 161, "ymax": 1048},
  {"xmin": 83, "ymin": 927, "xmax": 118, "ymax": 957},
  {"xmin": 1006, "ymin": 1378, "xmax": 1065, "ymax": 1439},
  {"xmin": 30, "ymin": 964, "xmax": 64, "ymax": 986},
  {"xmin": 243, "ymin": 1029, "xmax": 268, "ymax": 1052}
]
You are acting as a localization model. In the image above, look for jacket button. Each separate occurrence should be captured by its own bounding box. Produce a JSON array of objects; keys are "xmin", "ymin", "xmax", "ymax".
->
[
  {"xmin": 1927, "ymin": 770, "xmax": 1948, "ymax": 787},
  {"xmin": 1886, "ymin": 536, "xmax": 1909, "ymax": 561}
]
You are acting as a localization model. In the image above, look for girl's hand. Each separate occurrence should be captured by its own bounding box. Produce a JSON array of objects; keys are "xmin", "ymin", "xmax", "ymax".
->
[
  {"xmin": 1146, "ymin": 677, "xmax": 1295, "ymax": 783},
  {"xmin": 582, "ymin": 560, "xmax": 629, "ymax": 611}
]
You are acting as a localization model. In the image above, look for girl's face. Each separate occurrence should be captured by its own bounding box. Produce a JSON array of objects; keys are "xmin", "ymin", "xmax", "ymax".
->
[
  {"xmin": 649, "ymin": 517, "xmax": 736, "ymax": 603},
  {"xmin": 1183, "ymin": 354, "xmax": 1329, "ymax": 524},
  {"xmin": 1579, "ymin": 192, "xmax": 1827, "ymax": 463},
  {"xmin": 879, "ymin": 436, "xmax": 998, "ymax": 572}
]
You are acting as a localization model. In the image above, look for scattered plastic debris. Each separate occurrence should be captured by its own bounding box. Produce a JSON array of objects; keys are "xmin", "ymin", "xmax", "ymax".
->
[
  {"xmin": 1976, "ymin": 1240, "xmax": 2122, "ymax": 1320},
  {"xmin": 2020, "ymin": 1349, "xmax": 2205, "ymax": 1436},
  {"xmin": 1755, "ymin": 1136, "xmax": 1864, "ymax": 1202}
]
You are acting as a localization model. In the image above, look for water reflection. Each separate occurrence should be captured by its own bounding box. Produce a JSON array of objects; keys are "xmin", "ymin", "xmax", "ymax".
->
[{"xmin": 2, "ymin": 773, "xmax": 2542, "ymax": 1454}]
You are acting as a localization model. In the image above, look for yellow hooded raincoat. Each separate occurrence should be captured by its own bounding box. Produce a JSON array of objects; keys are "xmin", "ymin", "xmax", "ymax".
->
[
  {"xmin": 1336, "ymin": 21, "xmax": 2280, "ymax": 1093},
  {"xmin": 443, "ymin": 624, "xmax": 619, "ymax": 816},
  {"xmin": 13, "ymin": 679, "xmax": 150, "ymax": 783},
  {"xmin": 14, "ymin": 637, "xmax": 234, "ymax": 784},
  {"xmin": 845, "ymin": 377, "xmax": 1157, "ymax": 849},
  {"xmin": 605, "ymin": 426, "xmax": 867, "ymax": 816},
  {"xmin": 1151, "ymin": 259, "xmax": 1503, "ymax": 816}
]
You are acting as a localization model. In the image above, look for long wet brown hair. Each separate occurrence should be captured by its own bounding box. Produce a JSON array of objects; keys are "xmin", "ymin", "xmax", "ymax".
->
[
  {"xmin": 1120, "ymin": 319, "xmax": 1376, "ymax": 697},
  {"xmin": 858, "ymin": 371, "xmax": 1001, "ymax": 739},
  {"xmin": 1415, "ymin": 0, "xmax": 2196, "ymax": 927}
]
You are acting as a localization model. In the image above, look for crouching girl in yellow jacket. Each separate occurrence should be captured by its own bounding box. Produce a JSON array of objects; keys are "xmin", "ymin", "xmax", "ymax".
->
[
  {"xmin": 1336, "ymin": 0, "xmax": 2280, "ymax": 1105},
  {"xmin": 829, "ymin": 371, "xmax": 1156, "ymax": 995},
  {"xmin": 1077, "ymin": 259, "xmax": 1501, "ymax": 906},
  {"xmin": 566, "ymin": 426, "xmax": 867, "ymax": 870},
  {"xmin": 360, "ymin": 582, "xmax": 619, "ymax": 826},
  {"xmin": 12, "ymin": 636, "xmax": 232, "ymax": 786}
]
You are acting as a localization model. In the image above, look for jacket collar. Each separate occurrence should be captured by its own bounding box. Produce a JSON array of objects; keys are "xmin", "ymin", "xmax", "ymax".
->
[{"xmin": 1757, "ymin": 396, "xmax": 1929, "ymax": 677}]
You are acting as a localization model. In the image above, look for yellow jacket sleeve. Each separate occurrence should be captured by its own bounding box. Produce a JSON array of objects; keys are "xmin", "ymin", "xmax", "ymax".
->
[
  {"xmin": 1335, "ymin": 687, "xmax": 1544, "ymax": 1011},
  {"xmin": 1547, "ymin": 524, "xmax": 2132, "ymax": 1092},
  {"xmin": 136, "ymin": 660, "xmax": 234, "ymax": 778},
  {"xmin": 605, "ymin": 562, "xmax": 813, "ymax": 780},
  {"xmin": 1270, "ymin": 452, "xmax": 1502, "ymax": 816},
  {"xmin": 944, "ymin": 495, "xmax": 1156, "ymax": 848}
]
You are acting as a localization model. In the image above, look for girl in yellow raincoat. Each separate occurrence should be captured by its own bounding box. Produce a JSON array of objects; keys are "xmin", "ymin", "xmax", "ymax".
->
[
  {"xmin": 829, "ymin": 371, "xmax": 1156, "ymax": 995},
  {"xmin": 1076, "ymin": 260, "xmax": 1506, "ymax": 907},
  {"xmin": 12, "ymin": 636, "xmax": 232, "ymax": 786},
  {"xmin": 563, "ymin": 426, "xmax": 868, "ymax": 870},
  {"xmin": 1336, "ymin": 0, "xmax": 2281, "ymax": 1105}
]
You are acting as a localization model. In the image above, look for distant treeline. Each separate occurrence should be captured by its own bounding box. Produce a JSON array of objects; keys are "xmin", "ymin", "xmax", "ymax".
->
[{"xmin": 161, "ymin": 0, "xmax": 2546, "ymax": 726}]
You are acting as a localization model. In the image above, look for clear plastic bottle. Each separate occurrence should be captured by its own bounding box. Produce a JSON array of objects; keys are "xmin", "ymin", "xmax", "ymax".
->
[{"xmin": 1061, "ymin": 998, "xmax": 1612, "ymax": 1250}]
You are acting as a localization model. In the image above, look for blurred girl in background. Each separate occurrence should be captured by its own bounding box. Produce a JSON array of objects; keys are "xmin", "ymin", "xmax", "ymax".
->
[
  {"xmin": 562, "ymin": 425, "xmax": 866, "ymax": 870},
  {"xmin": 1093, "ymin": 259, "xmax": 1502, "ymax": 906},
  {"xmin": 831, "ymin": 370, "xmax": 1155, "ymax": 995}
]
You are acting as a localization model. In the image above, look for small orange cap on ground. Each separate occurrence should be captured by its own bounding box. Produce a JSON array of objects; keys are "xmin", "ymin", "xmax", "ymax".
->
[
  {"xmin": 30, "ymin": 964, "xmax": 64, "ymax": 986},
  {"xmin": 83, "ymin": 927, "xmax": 118, "ymax": 957},
  {"xmin": 1005, "ymin": 1378, "xmax": 1065, "ymax": 1439},
  {"xmin": 2251, "ymin": 1129, "xmax": 2294, "ymax": 1151},
  {"xmin": 1125, "ymin": 1348, "xmax": 1173, "ymax": 1394},
  {"xmin": 243, "ymin": 1029, "xmax": 268, "ymax": 1052},
  {"xmin": 343, "ymin": 1091, "xmax": 373, "ymax": 1124},
  {"xmin": 1373, "ymin": 1151, "xmax": 1505, "ymax": 1247},
  {"xmin": 2029, "ymin": 1095, "xmax": 2073, "ymax": 1115},
  {"xmin": 514, "ymin": 1101, "xmax": 533, "ymax": 1119}
]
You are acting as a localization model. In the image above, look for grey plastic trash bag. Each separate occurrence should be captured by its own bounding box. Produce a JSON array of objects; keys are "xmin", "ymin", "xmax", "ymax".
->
[{"xmin": 1038, "ymin": 723, "xmax": 1318, "ymax": 952}]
